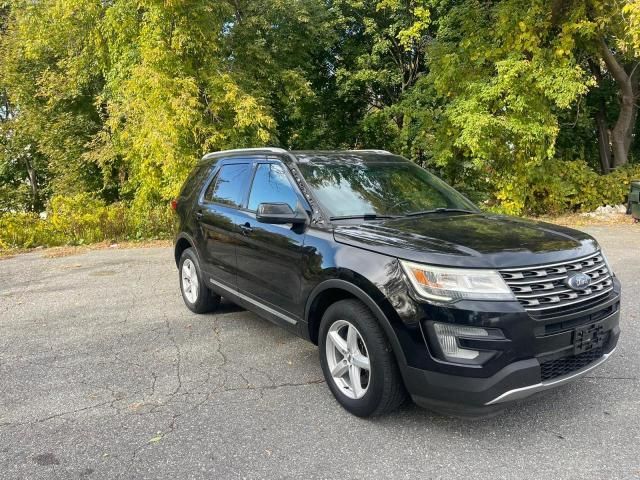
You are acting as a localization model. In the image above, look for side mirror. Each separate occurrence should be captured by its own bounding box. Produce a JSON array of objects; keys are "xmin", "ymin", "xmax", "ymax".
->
[{"xmin": 256, "ymin": 202, "xmax": 308, "ymax": 225}]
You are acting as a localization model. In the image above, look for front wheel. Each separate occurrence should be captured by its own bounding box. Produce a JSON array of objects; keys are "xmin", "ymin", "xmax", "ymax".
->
[
  {"xmin": 319, "ymin": 299, "xmax": 406, "ymax": 417},
  {"xmin": 179, "ymin": 248, "xmax": 221, "ymax": 314}
]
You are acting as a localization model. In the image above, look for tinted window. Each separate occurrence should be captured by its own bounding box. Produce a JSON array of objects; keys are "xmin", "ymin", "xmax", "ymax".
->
[
  {"xmin": 180, "ymin": 163, "xmax": 210, "ymax": 198},
  {"xmin": 204, "ymin": 163, "xmax": 253, "ymax": 207},
  {"xmin": 248, "ymin": 163, "xmax": 299, "ymax": 211},
  {"xmin": 297, "ymin": 160, "xmax": 477, "ymax": 217}
]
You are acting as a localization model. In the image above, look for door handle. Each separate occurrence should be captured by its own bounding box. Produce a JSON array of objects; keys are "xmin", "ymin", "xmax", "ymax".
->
[
  {"xmin": 240, "ymin": 222, "xmax": 253, "ymax": 235},
  {"xmin": 195, "ymin": 210, "xmax": 203, "ymax": 219}
]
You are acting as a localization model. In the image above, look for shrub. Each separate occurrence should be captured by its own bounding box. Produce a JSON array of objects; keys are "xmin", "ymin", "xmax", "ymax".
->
[
  {"xmin": 48, "ymin": 194, "xmax": 122, "ymax": 244},
  {"xmin": 0, "ymin": 212, "xmax": 57, "ymax": 249},
  {"xmin": 128, "ymin": 203, "xmax": 177, "ymax": 240},
  {"xmin": 491, "ymin": 160, "xmax": 640, "ymax": 216},
  {"xmin": 0, "ymin": 194, "xmax": 175, "ymax": 250}
]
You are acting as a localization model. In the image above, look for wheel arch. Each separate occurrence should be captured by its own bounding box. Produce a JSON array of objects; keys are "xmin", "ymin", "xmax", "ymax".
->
[
  {"xmin": 174, "ymin": 232, "xmax": 199, "ymax": 267},
  {"xmin": 304, "ymin": 279, "xmax": 407, "ymax": 368}
]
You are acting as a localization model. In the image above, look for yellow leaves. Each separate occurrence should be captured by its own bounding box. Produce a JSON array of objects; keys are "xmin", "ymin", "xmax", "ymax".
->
[
  {"xmin": 623, "ymin": 0, "xmax": 640, "ymax": 53},
  {"xmin": 374, "ymin": 0, "xmax": 431, "ymax": 50},
  {"xmin": 104, "ymin": 64, "xmax": 201, "ymax": 202},
  {"xmin": 397, "ymin": 6, "xmax": 431, "ymax": 50},
  {"xmin": 209, "ymin": 74, "xmax": 275, "ymax": 146},
  {"xmin": 375, "ymin": 0, "xmax": 401, "ymax": 12}
]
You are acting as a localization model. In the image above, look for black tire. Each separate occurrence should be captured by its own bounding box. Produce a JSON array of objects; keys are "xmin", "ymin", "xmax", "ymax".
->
[
  {"xmin": 178, "ymin": 248, "xmax": 221, "ymax": 314},
  {"xmin": 318, "ymin": 299, "xmax": 407, "ymax": 417}
]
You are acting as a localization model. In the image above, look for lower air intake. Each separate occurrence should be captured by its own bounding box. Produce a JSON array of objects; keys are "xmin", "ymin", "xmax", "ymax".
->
[{"xmin": 540, "ymin": 347, "xmax": 604, "ymax": 381}]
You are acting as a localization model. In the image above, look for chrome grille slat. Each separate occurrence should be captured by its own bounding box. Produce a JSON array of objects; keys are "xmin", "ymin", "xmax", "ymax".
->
[
  {"xmin": 523, "ymin": 287, "xmax": 614, "ymax": 312},
  {"xmin": 500, "ymin": 251, "xmax": 602, "ymax": 272},
  {"xmin": 503, "ymin": 263, "xmax": 606, "ymax": 286},
  {"xmin": 500, "ymin": 252, "xmax": 613, "ymax": 313},
  {"xmin": 515, "ymin": 276, "xmax": 612, "ymax": 300}
]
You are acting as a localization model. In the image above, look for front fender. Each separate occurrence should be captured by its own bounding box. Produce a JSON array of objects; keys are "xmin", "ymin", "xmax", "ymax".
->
[{"xmin": 305, "ymin": 278, "xmax": 409, "ymax": 367}]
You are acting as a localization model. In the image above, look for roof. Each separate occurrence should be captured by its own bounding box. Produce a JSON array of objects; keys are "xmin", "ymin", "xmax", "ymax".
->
[{"xmin": 291, "ymin": 150, "xmax": 407, "ymax": 164}]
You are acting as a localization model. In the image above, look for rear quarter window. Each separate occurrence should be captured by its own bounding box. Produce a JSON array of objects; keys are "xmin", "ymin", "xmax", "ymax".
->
[{"xmin": 180, "ymin": 163, "xmax": 211, "ymax": 198}]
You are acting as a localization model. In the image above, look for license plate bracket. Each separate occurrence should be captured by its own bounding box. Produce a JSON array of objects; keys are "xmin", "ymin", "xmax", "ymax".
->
[{"xmin": 574, "ymin": 323, "xmax": 605, "ymax": 355}]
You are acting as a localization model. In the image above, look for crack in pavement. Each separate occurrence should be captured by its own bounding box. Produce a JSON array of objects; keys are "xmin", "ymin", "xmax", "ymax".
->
[
  {"xmin": 164, "ymin": 318, "xmax": 183, "ymax": 396},
  {"xmin": 0, "ymin": 400, "xmax": 114, "ymax": 428}
]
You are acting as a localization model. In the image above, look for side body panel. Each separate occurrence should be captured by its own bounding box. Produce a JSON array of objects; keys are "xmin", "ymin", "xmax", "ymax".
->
[
  {"xmin": 233, "ymin": 157, "xmax": 312, "ymax": 325},
  {"xmin": 234, "ymin": 209, "xmax": 307, "ymax": 320}
]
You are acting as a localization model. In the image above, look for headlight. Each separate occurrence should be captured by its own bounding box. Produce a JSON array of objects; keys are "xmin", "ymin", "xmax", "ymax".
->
[{"xmin": 400, "ymin": 260, "xmax": 515, "ymax": 303}]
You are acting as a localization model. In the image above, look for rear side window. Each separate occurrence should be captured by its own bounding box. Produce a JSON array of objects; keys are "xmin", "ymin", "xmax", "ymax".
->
[
  {"xmin": 248, "ymin": 163, "xmax": 300, "ymax": 211},
  {"xmin": 180, "ymin": 163, "xmax": 210, "ymax": 198},
  {"xmin": 204, "ymin": 163, "xmax": 253, "ymax": 208}
]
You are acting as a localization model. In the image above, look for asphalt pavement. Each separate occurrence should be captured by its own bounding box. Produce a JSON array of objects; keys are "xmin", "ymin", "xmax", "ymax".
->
[{"xmin": 0, "ymin": 225, "xmax": 638, "ymax": 479}]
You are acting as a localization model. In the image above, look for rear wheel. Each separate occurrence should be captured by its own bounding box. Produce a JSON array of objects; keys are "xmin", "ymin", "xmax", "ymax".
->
[
  {"xmin": 179, "ymin": 248, "xmax": 221, "ymax": 314},
  {"xmin": 319, "ymin": 299, "xmax": 406, "ymax": 417}
]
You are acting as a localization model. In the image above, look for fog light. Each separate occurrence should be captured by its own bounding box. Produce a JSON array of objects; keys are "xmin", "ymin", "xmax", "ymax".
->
[{"xmin": 433, "ymin": 323, "xmax": 489, "ymax": 360}]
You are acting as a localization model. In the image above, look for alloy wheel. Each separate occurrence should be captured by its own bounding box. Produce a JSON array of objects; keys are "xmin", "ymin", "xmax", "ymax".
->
[
  {"xmin": 181, "ymin": 258, "xmax": 199, "ymax": 303},
  {"xmin": 325, "ymin": 320, "xmax": 371, "ymax": 399}
]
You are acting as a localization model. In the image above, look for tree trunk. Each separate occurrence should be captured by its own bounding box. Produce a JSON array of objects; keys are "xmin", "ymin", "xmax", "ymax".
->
[
  {"xmin": 610, "ymin": 93, "xmax": 637, "ymax": 168},
  {"xmin": 23, "ymin": 156, "xmax": 40, "ymax": 212},
  {"xmin": 594, "ymin": 104, "xmax": 612, "ymax": 173},
  {"xmin": 1, "ymin": 89, "xmax": 9, "ymax": 122},
  {"xmin": 588, "ymin": 60, "xmax": 612, "ymax": 173},
  {"xmin": 599, "ymin": 40, "xmax": 639, "ymax": 168}
]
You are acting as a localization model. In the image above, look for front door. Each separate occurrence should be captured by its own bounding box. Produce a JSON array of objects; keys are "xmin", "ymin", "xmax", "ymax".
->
[{"xmin": 235, "ymin": 161, "xmax": 309, "ymax": 322}]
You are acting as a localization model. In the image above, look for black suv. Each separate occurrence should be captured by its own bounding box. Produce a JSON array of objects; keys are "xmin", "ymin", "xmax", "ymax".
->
[{"xmin": 173, "ymin": 148, "xmax": 620, "ymax": 417}]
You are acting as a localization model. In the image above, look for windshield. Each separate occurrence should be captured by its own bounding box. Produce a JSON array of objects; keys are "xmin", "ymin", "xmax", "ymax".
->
[{"xmin": 297, "ymin": 160, "xmax": 478, "ymax": 218}]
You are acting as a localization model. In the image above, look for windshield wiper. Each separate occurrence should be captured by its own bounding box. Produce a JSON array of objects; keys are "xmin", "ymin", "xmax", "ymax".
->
[
  {"xmin": 404, "ymin": 208, "xmax": 478, "ymax": 217},
  {"xmin": 329, "ymin": 214, "xmax": 401, "ymax": 221}
]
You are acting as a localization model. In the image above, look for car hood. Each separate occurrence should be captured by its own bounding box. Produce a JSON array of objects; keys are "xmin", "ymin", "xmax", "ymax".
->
[{"xmin": 332, "ymin": 213, "xmax": 599, "ymax": 269}]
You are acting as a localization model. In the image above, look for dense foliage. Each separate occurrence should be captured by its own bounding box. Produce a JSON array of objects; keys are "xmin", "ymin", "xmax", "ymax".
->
[{"xmin": 1, "ymin": 0, "xmax": 639, "ymax": 248}]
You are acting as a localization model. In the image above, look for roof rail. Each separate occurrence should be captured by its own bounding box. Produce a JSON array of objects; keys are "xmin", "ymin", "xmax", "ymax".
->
[
  {"xmin": 350, "ymin": 149, "xmax": 392, "ymax": 154},
  {"xmin": 202, "ymin": 147, "xmax": 288, "ymax": 160}
]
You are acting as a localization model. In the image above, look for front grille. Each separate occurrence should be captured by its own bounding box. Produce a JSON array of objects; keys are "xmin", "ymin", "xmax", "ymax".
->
[
  {"xmin": 500, "ymin": 252, "xmax": 613, "ymax": 314},
  {"xmin": 540, "ymin": 347, "xmax": 604, "ymax": 381}
]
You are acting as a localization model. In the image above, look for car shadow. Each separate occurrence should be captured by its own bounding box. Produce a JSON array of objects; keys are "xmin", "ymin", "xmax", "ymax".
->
[{"xmin": 215, "ymin": 298, "xmax": 246, "ymax": 314}]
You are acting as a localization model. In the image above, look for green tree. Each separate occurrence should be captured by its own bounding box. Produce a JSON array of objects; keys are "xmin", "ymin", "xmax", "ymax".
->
[
  {"xmin": 328, "ymin": 0, "xmax": 433, "ymax": 145},
  {"xmin": 547, "ymin": 0, "xmax": 640, "ymax": 171},
  {"xmin": 1, "ymin": 0, "xmax": 639, "ymax": 226}
]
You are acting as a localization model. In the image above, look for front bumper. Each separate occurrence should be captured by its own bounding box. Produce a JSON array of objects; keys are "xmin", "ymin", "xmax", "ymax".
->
[
  {"xmin": 485, "ymin": 345, "xmax": 616, "ymax": 405},
  {"xmin": 400, "ymin": 288, "xmax": 621, "ymax": 415}
]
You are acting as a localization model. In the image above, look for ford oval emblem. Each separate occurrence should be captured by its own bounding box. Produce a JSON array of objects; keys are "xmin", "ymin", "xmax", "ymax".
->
[{"xmin": 566, "ymin": 272, "xmax": 591, "ymax": 291}]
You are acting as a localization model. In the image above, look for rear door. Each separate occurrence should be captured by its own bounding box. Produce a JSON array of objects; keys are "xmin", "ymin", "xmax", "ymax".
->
[
  {"xmin": 194, "ymin": 159, "xmax": 258, "ymax": 289},
  {"xmin": 235, "ymin": 159, "xmax": 309, "ymax": 322}
]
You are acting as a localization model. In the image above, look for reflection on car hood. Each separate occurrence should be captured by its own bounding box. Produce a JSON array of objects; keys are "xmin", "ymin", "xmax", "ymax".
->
[{"xmin": 333, "ymin": 214, "xmax": 599, "ymax": 269}]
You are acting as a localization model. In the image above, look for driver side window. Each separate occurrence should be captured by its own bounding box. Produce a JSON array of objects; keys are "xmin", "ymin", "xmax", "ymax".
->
[{"xmin": 248, "ymin": 163, "xmax": 300, "ymax": 212}]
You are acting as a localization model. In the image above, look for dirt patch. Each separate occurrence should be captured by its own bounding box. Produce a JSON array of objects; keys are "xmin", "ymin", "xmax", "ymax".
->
[
  {"xmin": 88, "ymin": 269, "xmax": 118, "ymax": 277},
  {"xmin": 1, "ymin": 239, "xmax": 173, "ymax": 260},
  {"xmin": 534, "ymin": 213, "xmax": 637, "ymax": 227},
  {"xmin": 40, "ymin": 240, "xmax": 172, "ymax": 259}
]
